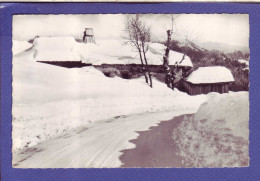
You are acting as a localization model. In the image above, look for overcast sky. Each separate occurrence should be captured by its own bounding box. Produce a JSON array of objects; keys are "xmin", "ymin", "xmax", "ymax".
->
[{"xmin": 13, "ymin": 14, "xmax": 249, "ymax": 47}]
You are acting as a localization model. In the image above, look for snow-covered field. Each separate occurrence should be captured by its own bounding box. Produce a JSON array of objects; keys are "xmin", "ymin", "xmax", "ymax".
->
[
  {"xmin": 12, "ymin": 38, "xmax": 202, "ymax": 151},
  {"xmin": 173, "ymin": 91, "xmax": 249, "ymax": 167}
]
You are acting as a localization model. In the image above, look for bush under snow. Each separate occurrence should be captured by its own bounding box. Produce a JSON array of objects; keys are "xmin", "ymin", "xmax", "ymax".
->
[{"xmin": 173, "ymin": 91, "xmax": 249, "ymax": 167}]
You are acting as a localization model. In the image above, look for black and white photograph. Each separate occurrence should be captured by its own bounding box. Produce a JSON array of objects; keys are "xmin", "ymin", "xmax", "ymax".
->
[{"xmin": 12, "ymin": 14, "xmax": 249, "ymax": 168}]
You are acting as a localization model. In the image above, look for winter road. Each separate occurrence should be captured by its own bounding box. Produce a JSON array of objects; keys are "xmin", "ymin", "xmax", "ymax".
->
[{"xmin": 13, "ymin": 110, "xmax": 192, "ymax": 168}]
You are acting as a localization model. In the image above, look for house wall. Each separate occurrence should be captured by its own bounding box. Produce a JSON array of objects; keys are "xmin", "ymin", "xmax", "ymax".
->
[
  {"xmin": 182, "ymin": 80, "xmax": 230, "ymax": 95},
  {"xmin": 83, "ymin": 36, "xmax": 95, "ymax": 43}
]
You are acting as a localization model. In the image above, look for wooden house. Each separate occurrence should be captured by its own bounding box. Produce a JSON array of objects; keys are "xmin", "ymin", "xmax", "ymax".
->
[{"xmin": 182, "ymin": 66, "xmax": 234, "ymax": 95}]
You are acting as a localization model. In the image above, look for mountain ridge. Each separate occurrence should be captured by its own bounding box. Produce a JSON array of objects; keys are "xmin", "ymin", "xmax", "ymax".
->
[{"xmin": 197, "ymin": 41, "xmax": 249, "ymax": 53}]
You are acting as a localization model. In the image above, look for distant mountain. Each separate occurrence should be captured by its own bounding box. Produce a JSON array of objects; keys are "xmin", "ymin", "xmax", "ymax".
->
[
  {"xmin": 179, "ymin": 40, "xmax": 206, "ymax": 52},
  {"xmin": 168, "ymin": 39, "xmax": 206, "ymax": 53},
  {"xmin": 198, "ymin": 41, "xmax": 249, "ymax": 53}
]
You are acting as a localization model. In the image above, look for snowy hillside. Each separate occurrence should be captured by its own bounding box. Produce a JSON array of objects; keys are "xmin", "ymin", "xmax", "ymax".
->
[
  {"xmin": 24, "ymin": 37, "xmax": 193, "ymax": 67},
  {"xmin": 12, "ymin": 44, "xmax": 201, "ymax": 151}
]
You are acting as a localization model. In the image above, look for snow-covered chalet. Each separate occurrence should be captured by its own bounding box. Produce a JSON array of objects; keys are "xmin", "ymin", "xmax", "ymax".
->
[{"xmin": 182, "ymin": 66, "xmax": 235, "ymax": 95}]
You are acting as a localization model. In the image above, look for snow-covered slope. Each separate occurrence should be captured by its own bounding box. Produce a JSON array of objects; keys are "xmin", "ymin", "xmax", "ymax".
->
[
  {"xmin": 186, "ymin": 66, "xmax": 234, "ymax": 84},
  {"xmin": 28, "ymin": 37, "xmax": 193, "ymax": 67},
  {"xmin": 12, "ymin": 46, "xmax": 203, "ymax": 151},
  {"xmin": 173, "ymin": 91, "xmax": 249, "ymax": 167}
]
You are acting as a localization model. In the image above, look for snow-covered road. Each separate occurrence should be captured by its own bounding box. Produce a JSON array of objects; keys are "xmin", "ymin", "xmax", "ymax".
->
[{"xmin": 13, "ymin": 109, "xmax": 192, "ymax": 168}]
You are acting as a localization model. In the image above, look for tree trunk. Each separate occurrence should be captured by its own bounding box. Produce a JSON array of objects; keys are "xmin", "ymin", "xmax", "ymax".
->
[
  {"xmin": 143, "ymin": 67, "xmax": 149, "ymax": 84},
  {"xmin": 138, "ymin": 49, "xmax": 149, "ymax": 84},
  {"xmin": 142, "ymin": 48, "xmax": 153, "ymax": 88},
  {"xmin": 148, "ymin": 72, "xmax": 152, "ymax": 88}
]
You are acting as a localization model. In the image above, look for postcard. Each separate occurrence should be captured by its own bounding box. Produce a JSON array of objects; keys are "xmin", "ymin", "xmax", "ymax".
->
[{"xmin": 11, "ymin": 13, "xmax": 249, "ymax": 168}]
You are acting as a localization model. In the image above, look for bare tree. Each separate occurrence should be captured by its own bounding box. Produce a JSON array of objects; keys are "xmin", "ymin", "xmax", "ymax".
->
[
  {"xmin": 137, "ymin": 20, "xmax": 153, "ymax": 88},
  {"xmin": 123, "ymin": 15, "xmax": 148, "ymax": 84},
  {"xmin": 123, "ymin": 15, "xmax": 152, "ymax": 87}
]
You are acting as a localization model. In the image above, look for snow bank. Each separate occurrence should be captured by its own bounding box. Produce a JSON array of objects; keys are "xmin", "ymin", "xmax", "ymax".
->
[
  {"xmin": 186, "ymin": 66, "xmax": 234, "ymax": 84},
  {"xmin": 30, "ymin": 37, "xmax": 192, "ymax": 67},
  {"xmin": 173, "ymin": 92, "xmax": 249, "ymax": 167},
  {"xmin": 238, "ymin": 59, "xmax": 249, "ymax": 66},
  {"xmin": 12, "ymin": 40, "xmax": 33, "ymax": 55},
  {"xmin": 12, "ymin": 48, "xmax": 205, "ymax": 150}
]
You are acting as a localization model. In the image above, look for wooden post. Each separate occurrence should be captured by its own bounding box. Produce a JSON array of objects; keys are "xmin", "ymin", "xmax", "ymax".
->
[{"xmin": 163, "ymin": 30, "xmax": 174, "ymax": 89}]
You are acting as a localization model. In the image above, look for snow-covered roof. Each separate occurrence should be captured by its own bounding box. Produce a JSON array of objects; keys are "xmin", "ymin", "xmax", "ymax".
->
[
  {"xmin": 32, "ymin": 37, "xmax": 193, "ymax": 67},
  {"xmin": 13, "ymin": 40, "xmax": 33, "ymax": 55},
  {"xmin": 149, "ymin": 43, "xmax": 193, "ymax": 67},
  {"xmin": 238, "ymin": 59, "xmax": 249, "ymax": 66},
  {"xmin": 186, "ymin": 66, "xmax": 234, "ymax": 84},
  {"xmin": 34, "ymin": 37, "xmax": 81, "ymax": 62}
]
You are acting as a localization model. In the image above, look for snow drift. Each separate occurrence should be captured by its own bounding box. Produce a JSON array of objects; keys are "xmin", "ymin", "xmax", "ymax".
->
[
  {"xmin": 31, "ymin": 37, "xmax": 193, "ymax": 67},
  {"xmin": 173, "ymin": 91, "xmax": 249, "ymax": 167}
]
